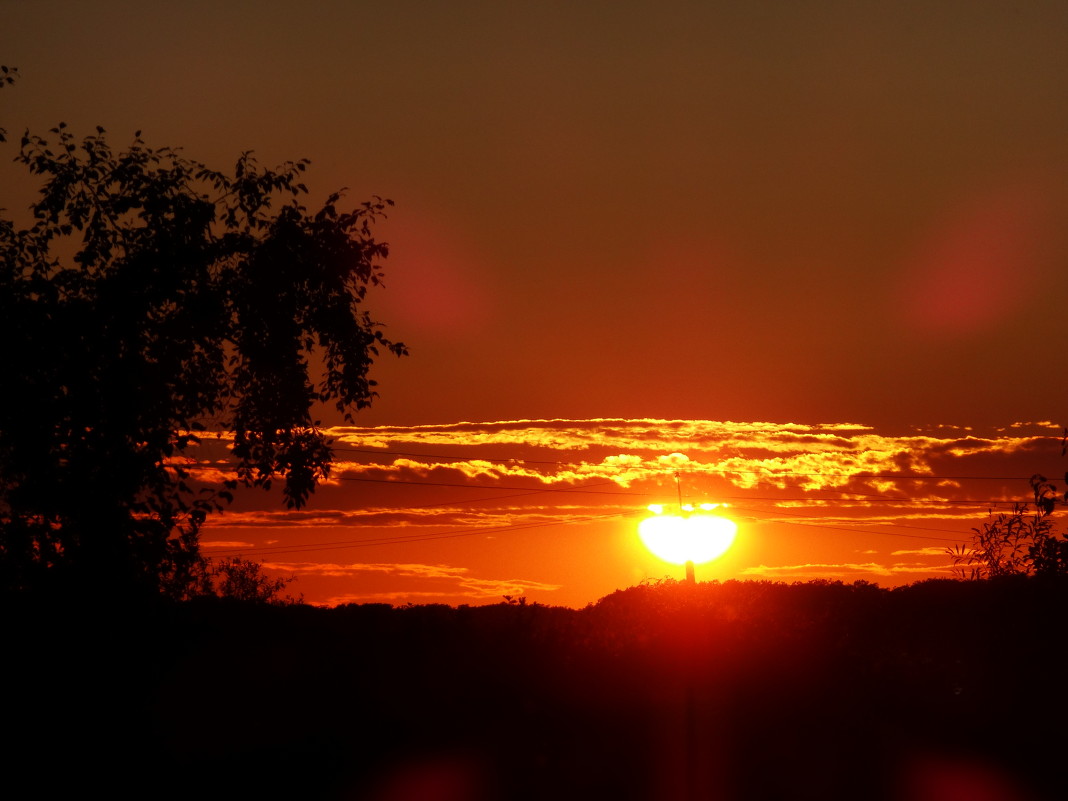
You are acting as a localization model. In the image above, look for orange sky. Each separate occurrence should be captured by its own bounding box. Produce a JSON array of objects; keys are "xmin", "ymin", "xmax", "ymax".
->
[
  {"xmin": 191, "ymin": 419, "xmax": 1067, "ymax": 606},
  {"xmin": 5, "ymin": 2, "xmax": 1068, "ymax": 605}
]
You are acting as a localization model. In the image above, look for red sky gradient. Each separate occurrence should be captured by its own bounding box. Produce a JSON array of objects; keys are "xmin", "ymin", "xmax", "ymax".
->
[{"xmin": 5, "ymin": 2, "xmax": 1068, "ymax": 605}]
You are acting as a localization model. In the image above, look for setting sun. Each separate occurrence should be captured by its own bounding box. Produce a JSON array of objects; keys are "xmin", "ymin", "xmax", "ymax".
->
[{"xmin": 638, "ymin": 504, "xmax": 738, "ymax": 566}]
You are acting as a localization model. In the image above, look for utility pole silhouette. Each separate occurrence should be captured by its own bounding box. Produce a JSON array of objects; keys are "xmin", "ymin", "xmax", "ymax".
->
[{"xmin": 675, "ymin": 472, "xmax": 696, "ymax": 584}]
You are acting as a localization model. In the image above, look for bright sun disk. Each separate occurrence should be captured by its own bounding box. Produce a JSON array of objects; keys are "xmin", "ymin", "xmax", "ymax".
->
[{"xmin": 638, "ymin": 505, "xmax": 737, "ymax": 565}]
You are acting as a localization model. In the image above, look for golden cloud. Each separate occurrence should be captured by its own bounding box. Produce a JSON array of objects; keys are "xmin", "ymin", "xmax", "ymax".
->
[{"xmin": 194, "ymin": 419, "xmax": 1058, "ymax": 578}]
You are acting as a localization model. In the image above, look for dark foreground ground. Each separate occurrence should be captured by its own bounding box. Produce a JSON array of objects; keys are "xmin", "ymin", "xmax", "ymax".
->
[{"xmin": 6, "ymin": 577, "xmax": 1067, "ymax": 801}]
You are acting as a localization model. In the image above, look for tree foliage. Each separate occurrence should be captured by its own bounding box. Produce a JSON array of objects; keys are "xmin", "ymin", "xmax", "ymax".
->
[
  {"xmin": 949, "ymin": 474, "xmax": 1068, "ymax": 579},
  {"xmin": 0, "ymin": 109, "xmax": 406, "ymax": 597},
  {"xmin": 0, "ymin": 65, "xmax": 17, "ymax": 143},
  {"xmin": 200, "ymin": 557, "xmax": 301, "ymax": 604}
]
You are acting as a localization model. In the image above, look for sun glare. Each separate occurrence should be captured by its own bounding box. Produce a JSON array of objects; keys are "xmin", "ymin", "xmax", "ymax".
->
[{"xmin": 638, "ymin": 504, "xmax": 737, "ymax": 565}]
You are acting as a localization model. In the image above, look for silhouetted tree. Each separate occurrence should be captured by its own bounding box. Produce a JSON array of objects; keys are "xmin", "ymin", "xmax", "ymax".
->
[
  {"xmin": 0, "ymin": 104, "xmax": 406, "ymax": 597},
  {"xmin": 200, "ymin": 557, "xmax": 300, "ymax": 604},
  {"xmin": 0, "ymin": 65, "xmax": 16, "ymax": 143},
  {"xmin": 949, "ymin": 474, "xmax": 1068, "ymax": 579}
]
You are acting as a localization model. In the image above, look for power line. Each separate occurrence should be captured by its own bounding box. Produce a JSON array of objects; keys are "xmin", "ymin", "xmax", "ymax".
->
[
  {"xmin": 333, "ymin": 475, "xmax": 648, "ymax": 495},
  {"xmin": 204, "ymin": 493, "xmax": 973, "ymax": 559},
  {"xmin": 732, "ymin": 505, "xmax": 964, "ymax": 543},
  {"xmin": 718, "ymin": 494, "xmax": 1028, "ymax": 508},
  {"xmin": 184, "ymin": 448, "xmax": 1041, "ymax": 554},
  {"xmin": 181, "ymin": 457, "xmax": 1038, "ymax": 505},
  {"xmin": 187, "ymin": 443, "xmax": 1055, "ymax": 485},
  {"xmin": 206, "ymin": 509, "xmax": 641, "ymax": 557},
  {"xmin": 329, "ymin": 445, "xmax": 1054, "ymax": 483},
  {"xmin": 332, "ymin": 445, "xmax": 570, "ymax": 467},
  {"xmin": 185, "ymin": 438, "xmax": 1042, "ymax": 561}
]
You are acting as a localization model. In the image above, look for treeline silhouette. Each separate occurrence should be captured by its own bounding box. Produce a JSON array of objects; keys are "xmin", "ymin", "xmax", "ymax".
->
[{"xmin": 7, "ymin": 577, "xmax": 1068, "ymax": 801}]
